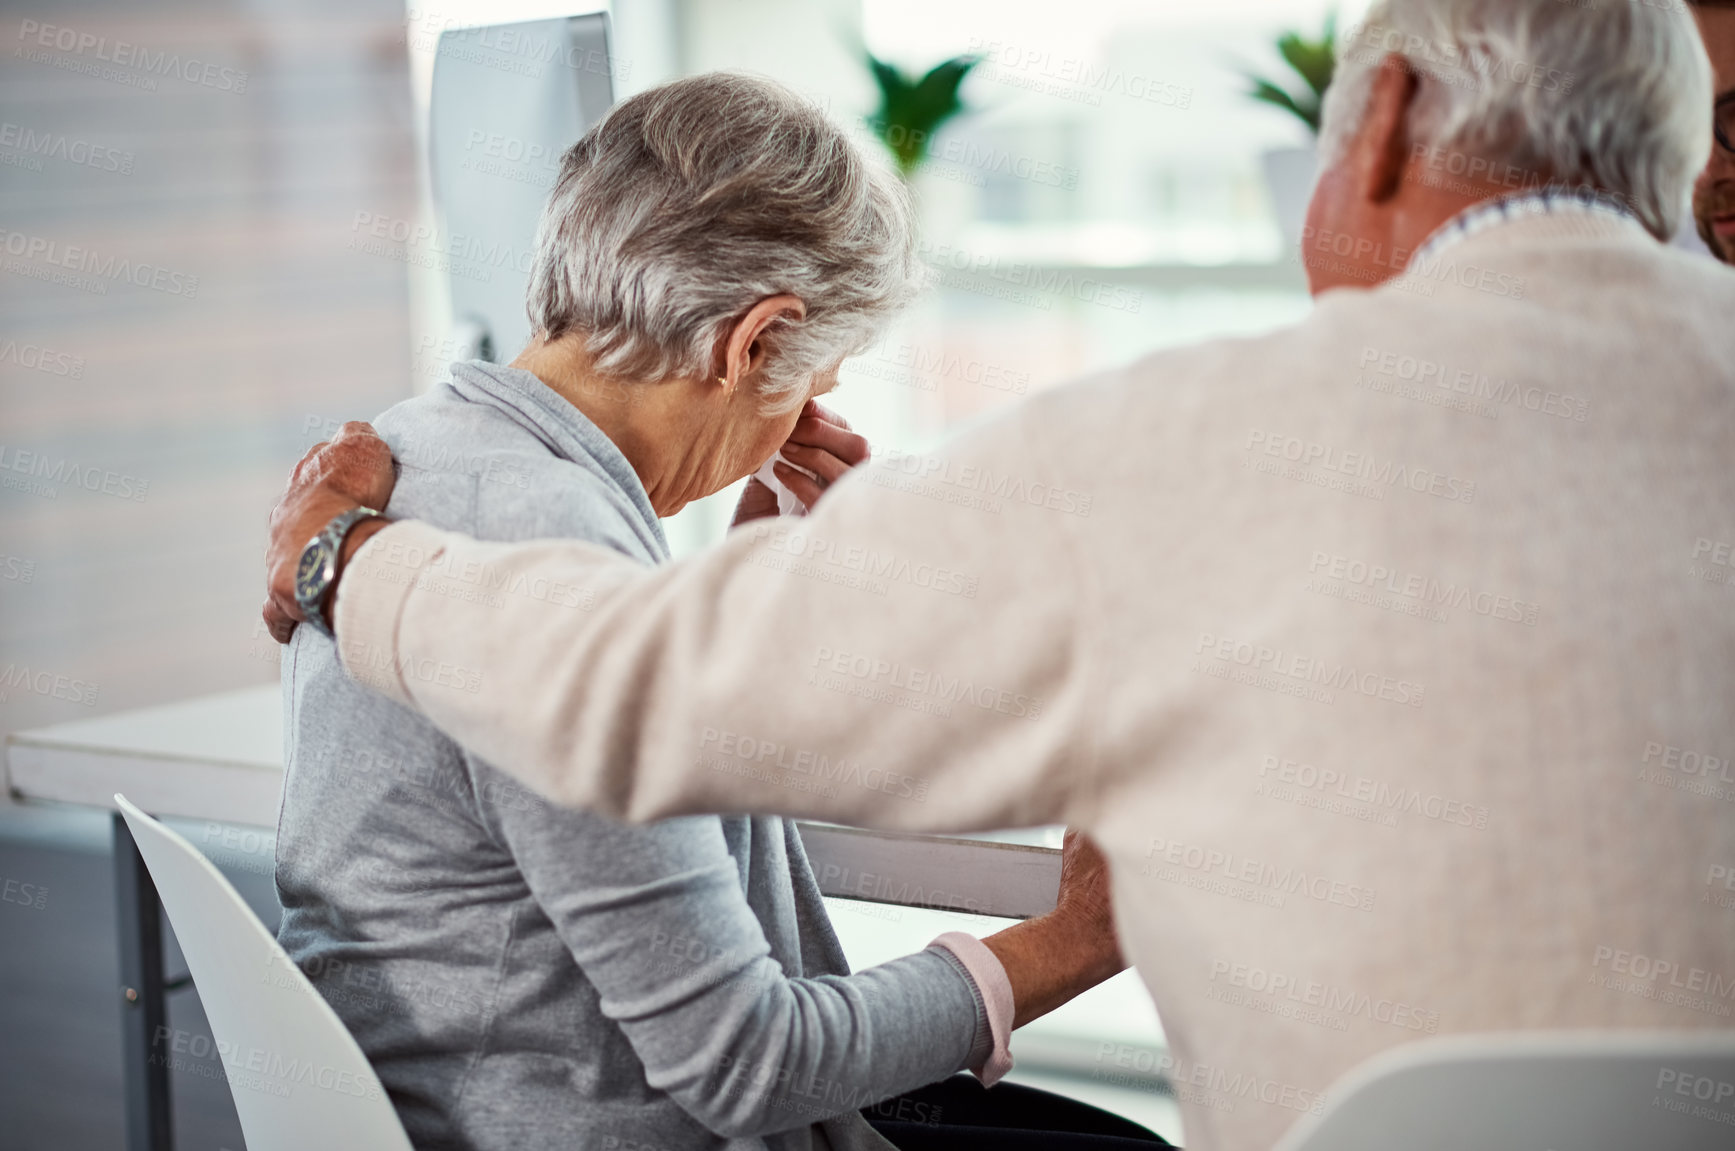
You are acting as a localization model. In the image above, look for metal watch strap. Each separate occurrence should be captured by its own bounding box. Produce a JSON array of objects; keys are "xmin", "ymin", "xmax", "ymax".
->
[{"xmin": 305, "ymin": 506, "xmax": 384, "ymax": 637}]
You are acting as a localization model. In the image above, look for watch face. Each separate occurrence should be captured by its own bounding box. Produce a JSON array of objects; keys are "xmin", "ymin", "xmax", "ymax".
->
[{"xmin": 295, "ymin": 542, "xmax": 332, "ymax": 607}]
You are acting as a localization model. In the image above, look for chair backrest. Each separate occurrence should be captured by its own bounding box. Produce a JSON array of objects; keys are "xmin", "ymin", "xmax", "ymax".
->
[
  {"xmin": 1274, "ymin": 1030, "xmax": 1735, "ymax": 1151},
  {"xmin": 114, "ymin": 794, "xmax": 413, "ymax": 1151}
]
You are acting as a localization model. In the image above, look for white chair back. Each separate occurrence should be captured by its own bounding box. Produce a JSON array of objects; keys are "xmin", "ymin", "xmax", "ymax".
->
[
  {"xmin": 1275, "ymin": 1030, "xmax": 1735, "ymax": 1151},
  {"xmin": 114, "ymin": 794, "xmax": 413, "ymax": 1151}
]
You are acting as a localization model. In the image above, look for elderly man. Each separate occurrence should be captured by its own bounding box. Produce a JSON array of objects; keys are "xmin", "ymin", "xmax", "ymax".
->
[
  {"xmin": 1691, "ymin": 0, "xmax": 1735, "ymax": 260},
  {"xmin": 266, "ymin": 2, "xmax": 1734, "ymax": 1148}
]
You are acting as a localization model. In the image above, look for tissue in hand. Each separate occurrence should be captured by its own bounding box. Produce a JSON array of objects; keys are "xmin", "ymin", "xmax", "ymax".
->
[{"xmin": 753, "ymin": 452, "xmax": 817, "ymax": 517}]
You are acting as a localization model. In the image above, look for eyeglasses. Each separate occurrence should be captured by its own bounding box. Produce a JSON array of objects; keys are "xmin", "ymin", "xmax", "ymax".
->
[{"xmin": 1718, "ymin": 93, "xmax": 1735, "ymax": 155}]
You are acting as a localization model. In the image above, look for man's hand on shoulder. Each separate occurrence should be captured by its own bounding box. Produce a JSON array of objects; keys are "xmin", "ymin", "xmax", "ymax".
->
[{"xmin": 263, "ymin": 421, "xmax": 398, "ymax": 643}]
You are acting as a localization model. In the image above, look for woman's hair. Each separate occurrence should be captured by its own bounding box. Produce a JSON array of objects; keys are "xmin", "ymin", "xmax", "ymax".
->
[
  {"xmin": 1321, "ymin": 0, "xmax": 1712, "ymax": 240},
  {"xmin": 526, "ymin": 72, "xmax": 920, "ymax": 411}
]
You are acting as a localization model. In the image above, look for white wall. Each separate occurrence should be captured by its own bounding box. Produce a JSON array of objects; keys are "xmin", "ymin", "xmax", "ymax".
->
[{"xmin": 675, "ymin": 0, "xmax": 870, "ymax": 114}]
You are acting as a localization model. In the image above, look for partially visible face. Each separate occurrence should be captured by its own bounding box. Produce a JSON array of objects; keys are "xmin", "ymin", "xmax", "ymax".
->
[
  {"xmin": 1692, "ymin": 6, "xmax": 1735, "ymax": 262},
  {"xmin": 711, "ymin": 362, "xmax": 843, "ymax": 494}
]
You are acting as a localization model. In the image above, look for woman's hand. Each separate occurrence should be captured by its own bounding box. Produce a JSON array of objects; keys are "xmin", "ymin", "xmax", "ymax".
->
[{"xmin": 732, "ymin": 400, "xmax": 871, "ymax": 526}]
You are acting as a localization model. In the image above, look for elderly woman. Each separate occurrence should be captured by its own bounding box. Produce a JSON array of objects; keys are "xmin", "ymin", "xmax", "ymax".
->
[{"xmin": 277, "ymin": 73, "xmax": 1157, "ymax": 1151}]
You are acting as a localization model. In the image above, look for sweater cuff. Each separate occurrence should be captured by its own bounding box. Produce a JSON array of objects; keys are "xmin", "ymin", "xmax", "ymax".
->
[
  {"xmin": 333, "ymin": 519, "xmax": 450, "ymax": 707},
  {"xmin": 930, "ymin": 932, "xmax": 1014, "ymax": 1086}
]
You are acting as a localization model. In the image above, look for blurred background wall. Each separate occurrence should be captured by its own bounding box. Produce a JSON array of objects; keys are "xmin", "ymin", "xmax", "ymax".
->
[{"xmin": 1, "ymin": 0, "xmax": 1360, "ymax": 748}]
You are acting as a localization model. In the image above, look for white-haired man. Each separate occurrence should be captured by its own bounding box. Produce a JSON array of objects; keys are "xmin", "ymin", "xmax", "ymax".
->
[{"xmin": 265, "ymin": 3, "xmax": 1735, "ymax": 1148}]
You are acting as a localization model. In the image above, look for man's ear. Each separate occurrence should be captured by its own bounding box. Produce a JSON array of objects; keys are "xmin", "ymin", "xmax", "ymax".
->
[
  {"xmin": 1354, "ymin": 53, "xmax": 1420, "ymax": 205},
  {"xmin": 717, "ymin": 294, "xmax": 806, "ymax": 393}
]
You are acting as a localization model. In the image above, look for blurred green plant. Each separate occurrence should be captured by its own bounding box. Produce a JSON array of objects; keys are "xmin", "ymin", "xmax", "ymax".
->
[
  {"xmin": 1240, "ymin": 11, "xmax": 1338, "ymax": 134},
  {"xmin": 866, "ymin": 52, "xmax": 981, "ymax": 178}
]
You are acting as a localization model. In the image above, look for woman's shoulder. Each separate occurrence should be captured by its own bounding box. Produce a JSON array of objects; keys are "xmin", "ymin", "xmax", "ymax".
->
[{"xmin": 374, "ymin": 387, "xmax": 664, "ymax": 562}]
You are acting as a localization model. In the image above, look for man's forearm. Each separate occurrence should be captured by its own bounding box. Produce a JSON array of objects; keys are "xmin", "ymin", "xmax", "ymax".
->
[
  {"xmin": 329, "ymin": 516, "xmax": 391, "ymax": 618},
  {"xmin": 328, "ymin": 472, "xmax": 1091, "ymax": 835},
  {"xmin": 983, "ymin": 912, "xmax": 1125, "ymax": 1029}
]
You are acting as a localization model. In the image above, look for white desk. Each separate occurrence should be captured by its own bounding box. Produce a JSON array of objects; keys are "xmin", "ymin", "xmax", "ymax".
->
[
  {"xmin": 7, "ymin": 686, "xmax": 285, "ymax": 826},
  {"xmin": 4, "ymin": 684, "xmax": 1063, "ymax": 918}
]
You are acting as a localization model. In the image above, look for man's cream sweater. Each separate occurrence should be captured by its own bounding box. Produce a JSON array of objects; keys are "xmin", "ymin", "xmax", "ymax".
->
[{"xmin": 337, "ymin": 209, "xmax": 1735, "ymax": 1150}]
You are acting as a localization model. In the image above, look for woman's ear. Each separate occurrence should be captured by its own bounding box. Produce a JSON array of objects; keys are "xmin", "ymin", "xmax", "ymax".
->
[{"xmin": 716, "ymin": 294, "xmax": 807, "ymax": 395}]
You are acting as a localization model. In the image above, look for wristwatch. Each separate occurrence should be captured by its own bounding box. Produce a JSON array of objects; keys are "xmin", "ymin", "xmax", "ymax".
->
[{"xmin": 293, "ymin": 506, "xmax": 386, "ymax": 637}]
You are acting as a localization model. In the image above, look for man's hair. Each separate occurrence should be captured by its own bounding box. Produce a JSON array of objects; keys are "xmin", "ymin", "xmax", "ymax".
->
[
  {"xmin": 1321, "ymin": 0, "xmax": 1713, "ymax": 240},
  {"xmin": 526, "ymin": 72, "xmax": 919, "ymax": 411}
]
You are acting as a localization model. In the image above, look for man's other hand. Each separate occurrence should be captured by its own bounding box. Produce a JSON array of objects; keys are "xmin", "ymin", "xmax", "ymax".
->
[
  {"xmin": 263, "ymin": 421, "xmax": 397, "ymax": 643},
  {"xmin": 981, "ymin": 830, "xmax": 1128, "ymax": 1030}
]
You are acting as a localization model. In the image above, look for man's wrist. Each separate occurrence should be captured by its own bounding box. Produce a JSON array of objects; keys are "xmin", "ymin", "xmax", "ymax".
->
[
  {"xmin": 1043, "ymin": 905, "xmax": 1124, "ymax": 979},
  {"xmin": 327, "ymin": 516, "xmax": 392, "ymax": 625}
]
